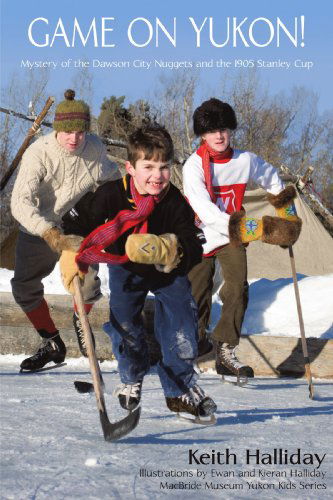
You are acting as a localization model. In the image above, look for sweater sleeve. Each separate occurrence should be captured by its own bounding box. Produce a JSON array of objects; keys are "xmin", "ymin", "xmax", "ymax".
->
[
  {"xmin": 183, "ymin": 153, "xmax": 230, "ymax": 237},
  {"xmin": 10, "ymin": 148, "xmax": 54, "ymax": 236},
  {"xmin": 249, "ymin": 153, "xmax": 284, "ymax": 194}
]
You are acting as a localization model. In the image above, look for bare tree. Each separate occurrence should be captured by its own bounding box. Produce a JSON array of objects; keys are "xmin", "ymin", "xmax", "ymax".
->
[
  {"xmin": 214, "ymin": 72, "xmax": 332, "ymax": 198},
  {"xmin": 217, "ymin": 71, "xmax": 296, "ymax": 166},
  {"xmin": 71, "ymin": 65, "xmax": 94, "ymax": 109},
  {"xmin": 0, "ymin": 69, "xmax": 51, "ymax": 264},
  {"xmin": 0, "ymin": 68, "xmax": 50, "ymax": 176},
  {"xmin": 150, "ymin": 71, "xmax": 199, "ymax": 190},
  {"xmin": 152, "ymin": 71, "xmax": 199, "ymax": 158}
]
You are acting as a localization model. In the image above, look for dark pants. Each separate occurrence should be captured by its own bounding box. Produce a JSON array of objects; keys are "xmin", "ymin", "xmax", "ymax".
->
[
  {"xmin": 11, "ymin": 230, "xmax": 102, "ymax": 312},
  {"xmin": 188, "ymin": 244, "xmax": 248, "ymax": 346},
  {"xmin": 103, "ymin": 265, "xmax": 199, "ymax": 397}
]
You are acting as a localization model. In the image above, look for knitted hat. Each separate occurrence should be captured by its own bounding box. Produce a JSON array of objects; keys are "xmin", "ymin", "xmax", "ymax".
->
[
  {"xmin": 53, "ymin": 89, "xmax": 90, "ymax": 132},
  {"xmin": 193, "ymin": 98, "xmax": 237, "ymax": 136}
]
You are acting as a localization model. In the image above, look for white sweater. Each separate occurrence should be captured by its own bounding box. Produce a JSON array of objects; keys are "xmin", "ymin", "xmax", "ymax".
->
[
  {"xmin": 183, "ymin": 149, "xmax": 284, "ymax": 254},
  {"xmin": 11, "ymin": 131, "xmax": 120, "ymax": 236}
]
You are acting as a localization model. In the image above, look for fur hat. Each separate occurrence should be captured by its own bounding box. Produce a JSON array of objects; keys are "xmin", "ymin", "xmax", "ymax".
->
[
  {"xmin": 193, "ymin": 98, "xmax": 237, "ymax": 136},
  {"xmin": 53, "ymin": 90, "xmax": 90, "ymax": 132}
]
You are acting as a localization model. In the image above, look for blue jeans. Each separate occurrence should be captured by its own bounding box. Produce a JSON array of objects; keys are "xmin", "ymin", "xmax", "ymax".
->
[{"xmin": 103, "ymin": 265, "xmax": 199, "ymax": 397}]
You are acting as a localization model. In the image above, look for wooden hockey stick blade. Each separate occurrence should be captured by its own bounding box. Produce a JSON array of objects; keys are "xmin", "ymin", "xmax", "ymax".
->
[
  {"xmin": 305, "ymin": 364, "xmax": 315, "ymax": 400},
  {"xmin": 76, "ymin": 380, "xmax": 141, "ymax": 439},
  {"xmin": 73, "ymin": 276, "xmax": 140, "ymax": 440},
  {"xmin": 99, "ymin": 406, "xmax": 141, "ymax": 442}
]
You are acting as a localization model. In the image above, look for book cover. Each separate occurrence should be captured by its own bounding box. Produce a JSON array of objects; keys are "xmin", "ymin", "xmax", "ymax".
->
[{"xmin": 0, "ymin": 0, "xmax": 332, "ymax": 498}]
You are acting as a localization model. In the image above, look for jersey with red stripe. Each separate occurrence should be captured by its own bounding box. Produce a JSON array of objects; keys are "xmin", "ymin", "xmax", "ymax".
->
[{"xmin": 183, "ymin": 148, "xmax": 284, "ymax": 254}]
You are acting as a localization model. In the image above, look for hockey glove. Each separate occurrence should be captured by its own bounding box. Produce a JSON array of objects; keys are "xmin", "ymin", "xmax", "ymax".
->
[
  {"xmin": 229, "ymin": 212, "xmax": 302, "ymax": 247},
  {"xmin": 125, "ymin": 233, "xmax": 181, "ymax": 273},
  {"xmin": 42, "ymin": 227, "xmax": 83, "ymax": 254},
  {"xmin": 59, "ymin": 250, "xmax": 85, "ymax": 295},
  {"xmin": 266, "ymin": 185, "xmax": 299, "ymax": 221}
]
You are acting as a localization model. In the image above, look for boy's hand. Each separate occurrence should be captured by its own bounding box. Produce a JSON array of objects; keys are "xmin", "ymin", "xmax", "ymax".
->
[
  {"xmin": 59, "ymin": 250, "xmax": 85, "ymax": 294},
  {"xmin": 229, "ymin": 212, "xmax": 302, "ymax": 247},
  {"xmin": 125, "ymin": 233, "xmax": 181, "ymax": 273},
  {"xmin": 42, "ymin": 227, "xmax": 83, "ymax": 254},
  {"xmin": 266, "ymin": 185, "xmax": 299, "ymax": 221}
]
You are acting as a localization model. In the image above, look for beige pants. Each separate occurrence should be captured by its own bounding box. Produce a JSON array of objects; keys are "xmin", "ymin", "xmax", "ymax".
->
[{"xmin": 188, "ymin": 244, "xmax": 248, "ymax": 346}]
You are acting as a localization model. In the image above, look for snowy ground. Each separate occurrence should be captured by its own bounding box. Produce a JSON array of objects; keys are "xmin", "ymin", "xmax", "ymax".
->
[
  {"xmin": 0, "ymin": 266, "xmax": 332, "ymax": 339},
  {"xmin": 1, "ymin": 356, "xmax": 332, "ymax": 499}
]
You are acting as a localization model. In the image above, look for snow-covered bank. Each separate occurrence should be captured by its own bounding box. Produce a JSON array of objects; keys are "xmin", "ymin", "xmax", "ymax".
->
[
  {"xmin": 1, "ymin": 267, "xmax": 332, "ymax": 339},
  {"xmin": 212, "ymin": 274, "xmax": 333, "ymax": 339}
]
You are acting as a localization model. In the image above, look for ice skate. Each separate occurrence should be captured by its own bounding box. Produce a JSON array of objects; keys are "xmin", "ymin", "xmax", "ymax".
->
[
  {"xmin": 73, "ymin": 312, "xmax": 95, "ymax": 357},
  {"xmin": 216, "ymin": 342, "xmax": 254, "ymax": 386},
  {"xmin": 20, "ymin": 331, "xmax": 66, "ymax": 372},
  {"xmin": 114, "ymin": 381, "xmax": 143, "ymax": 411},
  {"xmin": 165, "ymin": 384, "xmax": 217, "ymax": 425}
]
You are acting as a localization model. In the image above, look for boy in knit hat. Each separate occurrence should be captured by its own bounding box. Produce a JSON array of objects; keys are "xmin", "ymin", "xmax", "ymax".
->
[
  {"xmin": 59, "ymin": 124, "xmax": 217, "ymax": 422},
  {"xmin": 183, "ymin": 98, "xmax": 301, "ymax": 383},
  {"xmin": 11, "ymin": 89, "xmax": 120, "ymax": 372}
]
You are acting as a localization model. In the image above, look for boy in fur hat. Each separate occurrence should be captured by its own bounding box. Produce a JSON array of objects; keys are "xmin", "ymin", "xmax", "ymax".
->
[
  {"xmin": 11, "ymin": 89, "xmax": 120, "ymax": 372},
  {"xmin": 59, "ymin": 124, "xmax": 217, "ymax": 422},
  {"xmin": 183, "ymin": 98, "xmax": 301, "ymax": 381}
]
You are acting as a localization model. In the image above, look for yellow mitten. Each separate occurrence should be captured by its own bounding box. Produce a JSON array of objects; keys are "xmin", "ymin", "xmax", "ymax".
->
[
  {"xmin": 125, "ymin": 233, "xmax": 181, "ymax": 273},
  {"xmin": 229, "ymin": 212, "xmax": 302, "ymax": 247},
  {"xmin": 239, "ymin": 217, "xmax": 263, "ymax": 243},
  {"xmin": 266, "ymin": 186, "xmax": 298, "ymax": 221},
  {"xmin": 59, "ymin": 250, "xmax": 85, "ymax": 295}
]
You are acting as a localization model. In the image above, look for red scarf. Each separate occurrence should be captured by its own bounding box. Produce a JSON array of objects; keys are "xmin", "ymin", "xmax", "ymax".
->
[
  {"xmin": 196, "ymin": 142, "xmax": 233, "ymax": 203},
  {"xmin": 76, "ymin": 176, "xmax": 167, "ymax": 272}
]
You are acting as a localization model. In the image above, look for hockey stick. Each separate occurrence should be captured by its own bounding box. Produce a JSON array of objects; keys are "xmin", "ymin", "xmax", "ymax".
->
[
  {"xmin": 73, "ymin": 276, "xmax": 141, "ymax": 441},
  {"xmin": 0, "ymin": 97, "xmax": 55, "ymax": 191},
  {"xmin": 288, "ymin": 246, "xmax": 315, "ymax": 399},
  {"xmin": 74, "ymin": 323, "xmax": 105, "ymax": 394}
]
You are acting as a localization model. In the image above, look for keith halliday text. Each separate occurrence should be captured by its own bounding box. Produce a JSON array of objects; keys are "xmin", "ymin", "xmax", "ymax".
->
[{"xmin": 188, "ymin": 448, "xmax": 326, "ymax": 469}]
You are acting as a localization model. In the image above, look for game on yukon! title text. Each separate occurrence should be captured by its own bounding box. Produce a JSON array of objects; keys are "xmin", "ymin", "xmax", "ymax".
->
[{"xmin": 27, "ymin": 16, "xmax": 306, "ymax": 49}]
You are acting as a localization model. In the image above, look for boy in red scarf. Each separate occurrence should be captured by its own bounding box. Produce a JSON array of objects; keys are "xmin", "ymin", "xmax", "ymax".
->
[
  {"xmin": 183, "ymin": 98, "xmax": 301, "ymax": 382},
  {"xmin": 60, "ymin": 124, "xmax": 216, "ymax": 422}
]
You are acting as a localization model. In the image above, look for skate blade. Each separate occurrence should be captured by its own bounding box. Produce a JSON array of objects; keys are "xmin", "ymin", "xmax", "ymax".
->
[
  {"xmin": 221, "ymin": 374, "xmax": 248, "ymax": 387},
  {"xmin": 19, "ymin": 362, "xmax": 67, "ymax": 373},
  {"xmin": 177, "ymin": 412, "xmax": 216, "ymax": 426}
]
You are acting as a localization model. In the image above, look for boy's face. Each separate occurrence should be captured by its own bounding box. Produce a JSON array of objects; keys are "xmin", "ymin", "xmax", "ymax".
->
[
  {"xmin": 202, "ymin": 128, "xmax": 231, "ymax": 152},
  {"xmin": 56, "ymin": 131, "xmax": 86, "ymax": 152},
  {"xmin": 126, "ymin": 154, "xmax": 171, "ymax": 196}
]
